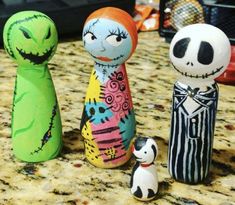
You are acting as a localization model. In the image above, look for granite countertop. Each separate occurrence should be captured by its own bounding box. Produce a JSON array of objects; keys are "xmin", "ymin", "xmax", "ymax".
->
[{"xmin": 0, "ymin": 32, "xmax": 234, "ymax": 205}]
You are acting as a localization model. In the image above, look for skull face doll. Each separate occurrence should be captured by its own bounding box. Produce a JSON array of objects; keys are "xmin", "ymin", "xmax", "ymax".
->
[
  {"xmin": 80, "ymin": 7, "xmax": 138, "ymax": 168},
  {"xmin": 168, "ymin": 24, "xmax": 231, "ymax": 184}
]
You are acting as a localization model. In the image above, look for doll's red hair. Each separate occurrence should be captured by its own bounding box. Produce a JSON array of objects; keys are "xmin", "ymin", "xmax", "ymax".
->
[{"xmin": 85, "ymin": 7, "xmax": 138, "ymax": 54}]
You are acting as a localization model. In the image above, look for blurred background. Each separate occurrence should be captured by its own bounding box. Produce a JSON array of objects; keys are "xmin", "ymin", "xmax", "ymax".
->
[
  {"xmin": 0, "ymin": 0, "xmax": 234, "ymax": 43},
  {"xmin": 0, "ymin": 0, "xmax": 234, "ymax": 84}
]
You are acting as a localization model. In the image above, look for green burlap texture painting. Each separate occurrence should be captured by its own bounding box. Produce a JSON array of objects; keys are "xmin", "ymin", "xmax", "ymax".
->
[{"xmin": 3, "ymin": 11, "xmax": 62, "ymax": 162}]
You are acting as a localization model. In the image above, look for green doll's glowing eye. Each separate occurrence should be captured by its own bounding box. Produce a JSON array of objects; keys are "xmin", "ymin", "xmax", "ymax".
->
[
  {"xmin": 45, "ymin": 27, "xmax": 51, "ymax": 39},
  {"xmin": 19, "ymin": 27, "xmax": 31, "ymax": 39}
]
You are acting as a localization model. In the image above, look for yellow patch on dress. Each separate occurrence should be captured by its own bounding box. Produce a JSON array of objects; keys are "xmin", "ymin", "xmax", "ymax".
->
[
  {"xmin": 81, "ymin": 121, "xmax": 104, "ymax": 167},
  {"xmin": 85, "ymin": 69, "xmax": 102, "ymax": 103}
]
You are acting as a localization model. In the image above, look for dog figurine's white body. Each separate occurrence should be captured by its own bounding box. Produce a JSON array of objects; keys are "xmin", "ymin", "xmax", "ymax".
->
[{"xmin": 130, "ymin": 137, "xmax": 158, "ymax": 201}]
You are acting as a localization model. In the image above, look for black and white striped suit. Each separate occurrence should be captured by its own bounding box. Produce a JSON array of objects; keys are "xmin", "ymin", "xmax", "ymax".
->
[{"xmin": 168, "ymin": 81, "xmax": 218, "ymax": 184}]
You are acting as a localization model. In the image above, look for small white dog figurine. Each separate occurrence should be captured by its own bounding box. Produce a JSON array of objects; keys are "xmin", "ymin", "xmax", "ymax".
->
[{"xmin": 130, "ymin": 137, "xmax": 158, "ymax": 201}]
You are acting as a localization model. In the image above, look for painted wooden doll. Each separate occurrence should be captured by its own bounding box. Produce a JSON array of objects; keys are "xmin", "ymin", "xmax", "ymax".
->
[
  {"xmin": 130, "ymin": 137, "xmax": 158, "ymax": 201},
  {"xmin": 80, "ymin": 7, "xmax": 138, "ymax": 168},
  {"xmin": 3, "ymin": 11, "xmax": 62, "ymax": 162},
  {"xmin": 168, "ymin": 24, "xmax": 231, "ymax": 184}
]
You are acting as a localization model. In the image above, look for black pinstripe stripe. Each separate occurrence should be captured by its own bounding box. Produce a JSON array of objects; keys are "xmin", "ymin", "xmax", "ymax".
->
[{"xmin": 168, "ymin": 83, "xmax": 218, "ymax": 184}]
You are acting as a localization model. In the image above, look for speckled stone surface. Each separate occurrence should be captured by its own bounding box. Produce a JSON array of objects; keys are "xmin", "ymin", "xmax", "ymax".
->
[{"xmin": 0, "ymin": 32, "xmax": 234, "ymax": 205}]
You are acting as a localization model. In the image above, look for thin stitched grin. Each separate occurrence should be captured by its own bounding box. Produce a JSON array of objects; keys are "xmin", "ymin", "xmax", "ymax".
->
[
  {"xmin": 172, "ymin": 64, "xmax": 224, "ymax": 79},
  {"xmin": 16, "ymin": 46, "xmax": 54, "ymax": 65}
]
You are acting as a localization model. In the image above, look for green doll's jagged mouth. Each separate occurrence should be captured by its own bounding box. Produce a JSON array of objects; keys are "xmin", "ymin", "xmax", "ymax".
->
[{"xmin": 16, "ymin": 46, "xmax": 54, "ymax": 65}]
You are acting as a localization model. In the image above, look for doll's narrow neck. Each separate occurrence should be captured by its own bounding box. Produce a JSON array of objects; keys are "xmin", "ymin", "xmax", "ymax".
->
[
  {"xmin": 17, "ymin": 65, "xmax": 48, "ymax": 79},
  {"xmin": 94, "ymin": 62, "xmax": 125, "ymax": 84},
  {"xmin": 177, "ymin": 76, "xmax": 216, "ymax": 88}
]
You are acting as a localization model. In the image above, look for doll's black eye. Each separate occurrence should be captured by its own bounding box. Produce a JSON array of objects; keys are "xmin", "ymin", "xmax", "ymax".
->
[
  {"xmin": 99, "ymin": 107, "xmax": 105, "ymax": 113},
  {"xmin": 45, "ymin": 27, "xmax": 51, "ymax": 39},
  {"xmin": 173, "ymin": 38, "xmax": 190, "ymax": 58},
  {"xmin": 198, "ymin": 41, "xmax": 214, "ymax": 65},
  {"xmin": 20, "ymin": 28, "xmax": 31, "ymax": 39},
  {"xmin": 89, "ymin": 107, "xmax": 95, "ymax": 115},
  {"xmin": 116, "ymin": 36, "xmax": 122, "ymax": 42}
]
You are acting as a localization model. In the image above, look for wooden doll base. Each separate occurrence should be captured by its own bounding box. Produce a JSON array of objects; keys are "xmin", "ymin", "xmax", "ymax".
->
[
  {"xmin": 133, "ymin": 194, "xmax": 156, "ymax": 201},
  {"xmin": 13, "ymin": 144, "xmax": 62, "ymax": 163},
  {"xmin": 172, "ymin": 176, "xmax": 207, "ymax": 185}
]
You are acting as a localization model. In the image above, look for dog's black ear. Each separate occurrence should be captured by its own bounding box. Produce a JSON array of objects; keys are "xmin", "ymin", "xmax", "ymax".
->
[
  {"xmin": 134, "ymin": 137, "xmax": 147, "ymax": 151},
  {"xmin": 151, "ymin": 144, "xmax": 157, "ymax": 160}
]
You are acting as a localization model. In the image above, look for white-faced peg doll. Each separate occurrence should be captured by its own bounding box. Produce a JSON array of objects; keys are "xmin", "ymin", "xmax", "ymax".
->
[
  {"xmin": 130, "ymin": 137, "xmax": 158, "ymax": 201},
  {"xmin": 168, "ymin": 24, "xmax": 231, "ymax": 184}
]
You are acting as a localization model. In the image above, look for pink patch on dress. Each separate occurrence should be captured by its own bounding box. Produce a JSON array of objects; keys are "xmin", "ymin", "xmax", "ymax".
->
[
  {"xmin": 91, "ymin": 116, "xmax": 127, "ymax": 164},
  {"xmin": 103, "ymin": 64, "xmax": 133, "ymax": 121}
]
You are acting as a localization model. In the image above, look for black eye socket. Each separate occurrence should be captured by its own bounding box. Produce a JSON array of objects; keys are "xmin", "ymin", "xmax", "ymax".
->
[
  {"xmin": 198, "ymin": 41, "xmax": 214, "ymax": 65},
  {"xmin": 99, "ymin": 107, "xmax": 105, "ymax": 113},
  {"xmin": 173, "ymin": 38, "xmax": 190, "ymax": 58},
  {"xmin": 45, "ymin": 27, "xmax": 51, "ymax": 39},
  {"xmin": 20, "ymin": 28, "xmax": 31, "ymax": 39},
  {"xmin": 89, "ymin": 107, "xmax": 95, "ymax": 115}
]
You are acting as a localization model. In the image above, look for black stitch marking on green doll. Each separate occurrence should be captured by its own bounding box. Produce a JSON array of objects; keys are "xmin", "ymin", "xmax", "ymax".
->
[
  {"xmin": 12, "ymin": 90, "xmax": 28, "ymax": 131},
  {"xmin": 12, "ymin": 75, "xmax": 18, "ymax": 112},
  {"xmin": 30, "ymin": 101, "xmax": 58, "ymax": 155},
  {"xmin": 13, "ymin": 119, "xmax": 35, "ymax": 138},
  {"xmin": 6, "ymin": 14, "xmax": 51, "ymax": 59},
  {"xmin": 15, "ymin": 92, "xmax": 28, "ymax": 104},
  {"xmin": 11, "ymin": 76, "xmax": 18, "ymax": 130}
]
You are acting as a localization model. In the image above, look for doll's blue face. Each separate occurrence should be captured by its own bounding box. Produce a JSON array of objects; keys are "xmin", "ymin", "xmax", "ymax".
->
[{"xmin": 83, "ymin": 18, "xmax": 132, "ymax": 67}]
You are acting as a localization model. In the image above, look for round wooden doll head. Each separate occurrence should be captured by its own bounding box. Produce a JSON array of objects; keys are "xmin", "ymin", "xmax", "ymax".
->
[
  {"xmin": 82, "ymin": 7, "xmax": 138, "ymax": 67},
  {"xmin": 169, "ymin": 24, "xmax": 231, "ymax": 81},
  {"xmin": 132, "ymin": 137, "xmax": 158, "ymax": 164},
  {"xmin": 3, "ymin": 11, "xmax": 58, "ymax": 67}
]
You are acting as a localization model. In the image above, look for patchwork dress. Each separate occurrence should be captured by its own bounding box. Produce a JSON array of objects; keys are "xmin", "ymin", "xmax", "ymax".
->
[{"xmin": 81, "ymin": 64, "xmax": 136, "ymax": 168}]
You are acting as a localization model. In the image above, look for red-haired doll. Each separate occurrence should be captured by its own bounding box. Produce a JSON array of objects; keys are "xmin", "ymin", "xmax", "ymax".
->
[{"xmin": 81, "ymin": 7, "xmax": 138, "ymax": 168}]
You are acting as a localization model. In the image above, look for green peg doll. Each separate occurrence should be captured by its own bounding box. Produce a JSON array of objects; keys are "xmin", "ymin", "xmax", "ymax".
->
[{"xmin": 3, "ymin": 11, "xmax": 62, "ymax": 162}]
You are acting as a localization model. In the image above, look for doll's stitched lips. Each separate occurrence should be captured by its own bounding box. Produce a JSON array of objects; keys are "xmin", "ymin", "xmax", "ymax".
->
[
  {"xmin": 97, "ymin": 56, "xmax": 112, "ymax": 62},
  {"xmin": 90, "ymin": 53, "xmax": 124, "ymax": 63}
]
